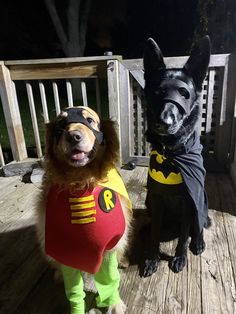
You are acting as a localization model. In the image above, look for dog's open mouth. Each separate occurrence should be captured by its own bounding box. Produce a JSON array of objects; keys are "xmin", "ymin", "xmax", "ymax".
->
[
  {"xmin": 71, "ymin": 149, "xmax": 88, "ymax": 161},
  {"xmin": 69, "ymin": 149, "xmax": 91, "ymax": 166}
]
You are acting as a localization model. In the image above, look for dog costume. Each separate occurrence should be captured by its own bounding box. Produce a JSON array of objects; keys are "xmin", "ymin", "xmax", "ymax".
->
[
  {"xmin": 45, "ymin": 107, "xmax": 131, "ymax": 314},
  {"xmin": 147, "ymin": 131, "xmax": 208, "ymax": 233},
  {"xmin": 45, "ymin": 168, "xmax": 131, "ymax": 313}
]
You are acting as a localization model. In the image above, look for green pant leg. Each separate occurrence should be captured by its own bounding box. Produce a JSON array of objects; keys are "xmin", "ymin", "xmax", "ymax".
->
[
  {"xmin": 94, "ymin": 251, "xmax": 121, "ymax": 308},
  {"xmin": 61, "ymin": 264, "xmax": 85, "ymax": 314}
]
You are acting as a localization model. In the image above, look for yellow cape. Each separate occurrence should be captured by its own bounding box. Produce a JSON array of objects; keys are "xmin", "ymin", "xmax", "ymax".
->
[{"xmin": 99, "ymin": 168, "xmax": 132, "ymax": 210}]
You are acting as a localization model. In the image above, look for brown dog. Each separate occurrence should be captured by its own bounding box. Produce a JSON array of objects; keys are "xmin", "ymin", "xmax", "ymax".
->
[{"xmin": 37, "ymin": 106, "xmax": 132, "ymax": 314}]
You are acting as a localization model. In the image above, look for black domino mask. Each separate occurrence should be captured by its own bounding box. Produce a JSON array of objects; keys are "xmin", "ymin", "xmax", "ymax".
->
[
  {"xmin": 159, "ymin": 78, "xmax": 196, "ymax": 115},
  {"xmin": 55, "ymin": 107, "xmax": 103, "ymax": 144}
]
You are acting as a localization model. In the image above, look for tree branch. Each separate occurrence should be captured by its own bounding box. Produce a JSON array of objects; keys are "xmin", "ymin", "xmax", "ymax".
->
[
  {"xmin": 67, "ymin": 0, "xmax": 80, "ymax": 55},
  {"xmin": 44, "ymin": 0, "xmax": 68, "ymax": 56},
  {"xmin": 79, "ymin": 0, "xmax": 92, "ymax": 55}
]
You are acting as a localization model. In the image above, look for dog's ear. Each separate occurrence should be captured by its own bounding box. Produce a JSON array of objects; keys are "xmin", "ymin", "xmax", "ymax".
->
[
  {"xmin": 183, "ymin": 36, "xmax": 211, "ymax": 90},
  {"xmin": 100, "ymin": 120, "xmax": 119, "ymax": 165},
  {"xmin": 143, "ymin": 38, "xmax": 166, "ymax": 79}
]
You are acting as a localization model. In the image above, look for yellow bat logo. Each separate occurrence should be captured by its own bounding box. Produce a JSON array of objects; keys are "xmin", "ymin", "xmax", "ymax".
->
[{"xmin": 148, "ymin": 150, "xmax": 183, "ymax": 185}]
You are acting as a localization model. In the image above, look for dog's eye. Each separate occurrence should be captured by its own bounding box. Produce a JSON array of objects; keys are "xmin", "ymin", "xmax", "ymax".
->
[
  {"xmin": 178, "ymin": 87, "xmax": 190, "ymax": 99},
  {"xmin": 86, "ymin": 117, "xmax": 94, "ymax": 124}
]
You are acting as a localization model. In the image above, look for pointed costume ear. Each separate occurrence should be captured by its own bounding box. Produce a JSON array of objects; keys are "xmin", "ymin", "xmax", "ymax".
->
[
  {"xmin": 183, "ymin": 36, "xmax": 211, "ymax": 90},
  {"xmin": 143, "ymin": 38, "xmax": 166, "ymax": 80}
]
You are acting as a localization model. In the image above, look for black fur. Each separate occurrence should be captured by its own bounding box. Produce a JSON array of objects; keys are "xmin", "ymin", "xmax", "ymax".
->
[{"xmin": 141, "ymin": 36, "xmax": 211, "ymax": 277}]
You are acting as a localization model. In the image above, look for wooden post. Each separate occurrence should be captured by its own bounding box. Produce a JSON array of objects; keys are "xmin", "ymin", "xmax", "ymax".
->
[
  {"xmin": 0, "ymin": 64, "xmax": 27, "ymax": 161},
  {"xmin": 216, "ymin": 54, "xmax": 236, "ymax": 169},
  {"xmin": 107, "ymin": 60, "xmax": 122, "ymax": 164},
  {"xmin": 118, "ymin": 62, "xmax": 132, "ymax": 165}
]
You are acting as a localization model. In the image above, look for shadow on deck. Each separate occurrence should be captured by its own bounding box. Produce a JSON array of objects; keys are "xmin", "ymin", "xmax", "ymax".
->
[{"xmin": 0, "ymin": 167, "xmax": 236, "ymax": 314}]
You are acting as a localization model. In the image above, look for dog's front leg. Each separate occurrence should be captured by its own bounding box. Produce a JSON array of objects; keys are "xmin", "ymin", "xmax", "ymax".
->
[
  {"xmin": 189, "ymin": 230, "xmax": 205, "ymax": 255},
  {"xmin": 169, "ymin": 226, "xmax": 189, "ymax": 273},
  {"xmin": 169, "ymin": 205, "xmax": 191, "ymax": 273},
  {"xmin": 142, "ymin": 194, "xmax": 163, "ymax": 277}
]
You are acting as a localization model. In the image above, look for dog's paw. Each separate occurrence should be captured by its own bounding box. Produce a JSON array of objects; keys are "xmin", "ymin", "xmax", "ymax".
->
[
  {"xmin": 141, "ymin": 258, "xmax": 160, "ymax": 277},
  {"xmin": 118, "ymin": 255, "xmax": 130, "ymax": 269},
  {"xmin": 107, "ymin": 300, "xmax": 126, "ymax": 314},
  {"xmin": 189, "ymin": 238, "xmax": 206, "ymax": 255},
  {"xmin": 87, "ymin": 309, "xmax": 102, "ymax": 314},
  {"xmin": 169, "ymin": 255, "xmax": 187, "ymax": 273}
]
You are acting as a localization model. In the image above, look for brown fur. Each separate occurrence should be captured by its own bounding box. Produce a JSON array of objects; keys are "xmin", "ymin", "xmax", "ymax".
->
[{"xmin": 36, "ymin": 106, "xmax": 131, "ymax": 314}]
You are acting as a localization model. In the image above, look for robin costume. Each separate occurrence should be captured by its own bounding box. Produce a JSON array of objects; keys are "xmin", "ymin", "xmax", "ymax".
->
[{"xmin": 45, "ymin": 168, "xmax": 131, "ymax": 313}]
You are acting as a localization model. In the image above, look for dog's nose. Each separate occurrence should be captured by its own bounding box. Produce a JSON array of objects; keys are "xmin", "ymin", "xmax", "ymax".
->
[
  {"xmin": 156, "ymin": 117, "xmax": 173, "ymax": 129},
  {"xmin": 67, "ymin": 131, "xmax": 82, "ymax": 143},
  {"xmin": 159, "ymin": 108, "xmax": 174, "ymax": 127}
]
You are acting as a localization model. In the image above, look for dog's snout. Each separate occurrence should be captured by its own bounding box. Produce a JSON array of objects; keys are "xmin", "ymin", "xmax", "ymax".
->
[
  {"xmin": 67, "ymin": 130, "xmax": 82, "ymax": 143},
  {"xmin": 160, "ymin": 114, "xmax": 173, "ymax": 126},
  {"xmin": 157, "ymin": 111, "xmax": 173, "ymax": 128}
]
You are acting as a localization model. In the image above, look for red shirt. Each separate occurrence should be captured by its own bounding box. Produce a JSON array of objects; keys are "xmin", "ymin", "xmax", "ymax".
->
[{"xmin": 45, "ymin": 184, "xmax": 126, "ymax": 274}]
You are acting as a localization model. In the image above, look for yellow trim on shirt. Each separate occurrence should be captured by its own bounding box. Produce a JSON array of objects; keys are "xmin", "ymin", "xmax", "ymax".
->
[
  {"xmin": 69, "ymin": 195, "xmax": 94, "ymax": 203},
  {"xmin": 70, "ymin": 201, "xmax": 96, "ymax": 210},
  {"xmin": 71, "ymin": 217, "xmax": 96, "ymax": 224},
  {"xmin": 71, "ymin": 210, "xmax": 96, "ymax": 217}
]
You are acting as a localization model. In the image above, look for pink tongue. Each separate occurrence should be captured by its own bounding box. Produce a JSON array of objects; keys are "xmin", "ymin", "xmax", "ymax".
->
[{"xmin": 71, "ymin": 151, "xmax": 86, "ymax": 160}]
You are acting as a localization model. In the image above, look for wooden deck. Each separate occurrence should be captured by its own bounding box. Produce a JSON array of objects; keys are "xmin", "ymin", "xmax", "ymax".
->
[{"xmin": 1, "ymin": 166, "xmax": 236, "ymax": 314}]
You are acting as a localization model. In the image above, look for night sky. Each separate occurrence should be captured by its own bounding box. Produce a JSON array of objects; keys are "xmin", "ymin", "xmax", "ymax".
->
[{"xmin": 0, "ymin": 0, "xmax": 235, "ymax": 61}]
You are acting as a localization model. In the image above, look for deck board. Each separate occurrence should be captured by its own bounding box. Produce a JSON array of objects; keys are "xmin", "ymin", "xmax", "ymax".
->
[{"xmin": 0, "ymin": 168, "xmax": 236, "ymax": 313}]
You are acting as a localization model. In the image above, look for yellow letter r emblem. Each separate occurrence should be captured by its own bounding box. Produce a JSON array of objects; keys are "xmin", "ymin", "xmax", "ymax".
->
[{"xmin": 98, "ymin": 188, "xmax": 116, "ymax": 212}]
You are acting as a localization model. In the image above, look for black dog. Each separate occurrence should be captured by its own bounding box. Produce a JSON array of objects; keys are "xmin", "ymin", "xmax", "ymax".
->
[{"xmin": 141, "ymin": 36, "xmax": 211, "ymax": 276}]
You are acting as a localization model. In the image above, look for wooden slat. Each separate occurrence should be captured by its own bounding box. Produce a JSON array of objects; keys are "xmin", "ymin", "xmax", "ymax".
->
[
  {"xmin": 95, "ymin": 77, "xmax": 101, "ymax": 116},
  {"xmin": 204, "ymin": 69, "xmax": 215, "ymax": 148},
  {"xmin": 0, "ymin": 143, "xmax": 5, "ymax": 166},
  {"xmin": 81, "ymin": 81, "xmax": 88, "ymax": 107},
  {"xmin": 52, "ymin": 81, "xmax": 61, "ymax": 116},
  {"xmin": 9, "ymin": 65, "xmax": 98, "ymax": 81},
  {"xmin": 66, "ymin": 80, "xmax": 73, "ymax": 107},
  {"xmin": 122, "ymin": 54, "xmax": 230, "ymax": 71},
  {"xmin": 129, "ymin": 78, "xmax": 135, "ymax": 157},
  {"xmin": 130, "ymin": 70, "xmax": 145, "ymax": 89},
  {"xmin": 136, "ymin": 91, "xmax": 143, "ymax": 155},
  {"xmin": 5, "ymin": 55, "xmax": 123, "ymax": 66},
  {"xmin": 39, "ymin": 81, "xmax": 49, "ymax": 123},
  {"xmin": 26, "ymin": 82, "xmax": 43, "ymax": 157},
  {"xmin": 0, "ymin": 65, "xmax": 27, "ymax": 161}
]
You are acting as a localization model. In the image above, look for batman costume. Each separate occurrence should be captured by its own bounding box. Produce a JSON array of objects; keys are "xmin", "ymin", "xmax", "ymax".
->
[{"xmin": 147, "ymin": 130, "xmax": 208, "ymax": 233}]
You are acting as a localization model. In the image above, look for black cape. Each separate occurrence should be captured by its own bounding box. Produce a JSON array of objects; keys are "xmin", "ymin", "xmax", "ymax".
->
[{"xmin": 148, "ymin": 131, "xmax": 208, "ymax": 233}]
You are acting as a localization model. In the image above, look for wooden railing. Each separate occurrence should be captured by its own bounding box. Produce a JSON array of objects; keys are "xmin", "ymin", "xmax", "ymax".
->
[
  {"xmin": 0, "ymin": 56, "xmax": 122, "ymax": 166},
  {"xmin": 107, "ymin": 54, "xmax": 236, "ymax": 172},
  {"xmin": 0, "ymin": 54, "xmax": 235, "ymax": 179}
]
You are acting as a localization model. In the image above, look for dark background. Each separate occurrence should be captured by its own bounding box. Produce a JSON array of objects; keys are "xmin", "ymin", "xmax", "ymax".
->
[{"xmin": 0, "ymin": 0, "xmax": 235, "ymax": 61}]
